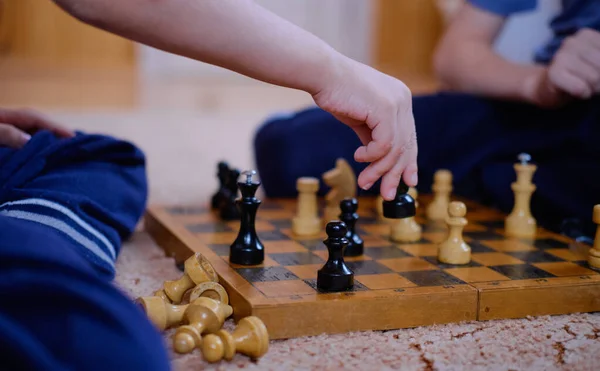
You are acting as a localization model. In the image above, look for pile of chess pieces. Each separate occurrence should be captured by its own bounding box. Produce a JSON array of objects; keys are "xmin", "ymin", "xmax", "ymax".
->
[{"xmin": 135, "ymin": 253, "xmax": 269, "ymax": 363}]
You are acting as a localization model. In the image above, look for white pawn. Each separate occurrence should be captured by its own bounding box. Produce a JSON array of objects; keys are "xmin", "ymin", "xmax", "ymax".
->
[
  {"xmin": 426, "ymin": 169, "xmax": 452, "ymax": 221},
  {"xmin": 390, "ymin": 187, "xmax": 422, "ymax": 242},
  {"xmin": 438, "ymin": 201, "xmax": 471, "ymax": 265},
  {"xmin": 505, "ymin": 153, "xmax": 537, "ymax": 238},
  {"xmin": 588, "ymin": 205, "xmax": 600, "ymax": 269},
  {"xmin": 292, "ymin": 177, "xmax": 321, "ymax": 236}
]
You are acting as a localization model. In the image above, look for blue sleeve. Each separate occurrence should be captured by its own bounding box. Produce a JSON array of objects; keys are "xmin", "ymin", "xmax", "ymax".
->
[{"xmin": 467, "ymin": 0, "xmax": 537, "ymax": 16}]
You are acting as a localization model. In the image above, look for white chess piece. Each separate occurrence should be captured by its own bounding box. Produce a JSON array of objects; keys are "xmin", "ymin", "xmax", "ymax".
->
[
  {"xmin": 292, "ymin": 177, "xmax": 321, "ymax": 236},
  {"xmin": 438, "ymin": 201, "xmax": 471, "ymax": 264},
  {"xmin": 505, "ymin": 153, "xmax": 537, "ymax": 238}
]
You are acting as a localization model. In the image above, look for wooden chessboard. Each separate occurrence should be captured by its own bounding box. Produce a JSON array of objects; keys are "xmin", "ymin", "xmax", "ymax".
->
[{"xmin": 144, "ymin": 195, "xmax": 600, "ymax": 340}]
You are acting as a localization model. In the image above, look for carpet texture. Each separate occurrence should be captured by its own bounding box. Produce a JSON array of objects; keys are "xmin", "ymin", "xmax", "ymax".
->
[{"xmin": 115, "ymin": 232, "xmax": 600, "ymax": 371}]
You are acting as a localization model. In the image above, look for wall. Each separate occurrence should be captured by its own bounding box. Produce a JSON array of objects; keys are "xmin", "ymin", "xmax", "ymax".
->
[{"xmin": 138, "ymin": 0, "xmax": 374, "ymax": 81}]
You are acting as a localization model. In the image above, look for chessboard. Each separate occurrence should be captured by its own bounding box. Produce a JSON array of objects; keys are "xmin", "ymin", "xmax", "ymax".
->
[{"xmin": 144, "ymin": 192, "xmax": 600, "ymax": 340}]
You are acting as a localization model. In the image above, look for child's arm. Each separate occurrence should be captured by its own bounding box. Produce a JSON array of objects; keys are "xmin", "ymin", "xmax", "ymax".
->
[{"xmin": 52, "ymin": 0, "xmax": 418, "ymax": 200}]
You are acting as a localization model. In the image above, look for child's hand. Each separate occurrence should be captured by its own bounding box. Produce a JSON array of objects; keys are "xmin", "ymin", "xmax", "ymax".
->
[
  {"xmin": 312, "ymin": 57, "xmax": 418, "ymax": 201},
  {"xmin": 0, "ymin": 108, "xmax": 75, "ymax": 148}
]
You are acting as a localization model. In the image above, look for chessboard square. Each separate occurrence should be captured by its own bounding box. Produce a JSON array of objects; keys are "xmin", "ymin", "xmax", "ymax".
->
[
  {"xmin": 546, "ymin": 248, "xmax": 587, "ymax": 262},
  {"xmin": 471, "ymin": 252, "xmax": 524, "ymax": 266},
  {"xmin": 285, "ymin": 264, "xmax": 322, "ymax": 279},
  {"xmin": 506, "ymin": 250, "xmax": 565, "ymax": 263},
  {"xmin": 360, "ymin": 224, "xmax": 390, "ymax": 236},
  {"xmin": 304, "ymin": 279, "xmax": 368, "ymax": 292},
  {"xmin": 186, "ymin": 222, "xmax": 232, "ymax": 233},
  {"xmin": 195, "ymin": 232, "xmax": 238, "ymax": 244},
  {"xmin": 364, "ymin": 246, "xmax": 412, "ymax": 259},
  {"xmin": 378, "ymin": 257, "xmax": 439, "ymax": 272},
  {"xmin": 444, "ymin": 267, "xmax": 511, "ymax": 283},
  {"xmin": 252, "ymin": 220, "xmax": 277, "ymax": 232},
  {"xmin": 533, "ymin": 238, "xmax": 569, "ymax": 250},
  {"xmin": 532, "ymin": 262, "xmax": 599, "ymax": 277},
  {"xmin": 253, "ymin": 280, "xmax": 315, "ymax": 297},
  {"xmin": 489, "ymin": 264, "xmax": 555, "ymax": 280},
  {"xmin": 355, "ymin": 273, "xmax": 417, "ymax": 289},
  {"xmin": 361, "ymin": 235, "xmax": 393, "ymax": 246},
  {"xmin": 345, "ymin": 260, "xmax": 394, "ymax": 275},
  {"xmin": 400, "ymin": 244, "xmax": 438, "ymax": 257},
  {"xmin": 421, "ymin": 231, "xmax": 447, "ymax": 243},
  {"xmin": 464, "ymin": 230, "xmax": 504, "ymax": 240},
  {"xmin": 482, "ymin": 239, "xmax": 537, "ymax": 252},
  {"xmin": 297, "ymin": 239, "xmax": 327, "ymax": 251},
  {"xmin": 206, "ymin": 243, "xmax": 230, "ymax": 256},
  {"xmin": 228, "ymin": 255, "xmax": 280, "ymax": 268},
  {"xmin": 263, "ymin": 240, "xmax": 308, "ymax": 253},
  {"xmin": 422, "ymin": 256, "xmax": 482, "ymax": 269},
  {"xmin": 477, "ymin": 220, "xmax": 505, "ymax": 229},
  {"xmin": 258, "ymin": 230, "xmax": 291, "ymax": 240},
  {"xmin": 399, "ymin": 270, "xmax": 465, "ymax": 287},
  {"xmin": 269, "ymin": 252, "xmax": 324, "ymax": 266},
  {"xmin": 267, "ymin": 219, "xmax": 292, "ymax": 228},
  {"xmin": 468, "ymin": 241, "xmax": 497, "ymax": 253},
  {"xmin": 234, "ymin": 266, "xmax": 298, "ymax": 282}
]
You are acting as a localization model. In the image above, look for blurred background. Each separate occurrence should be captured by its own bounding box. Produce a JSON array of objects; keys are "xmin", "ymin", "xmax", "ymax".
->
[{"xmin": 0, "ymin": 0, "xmax": 559, "ymax": 204}]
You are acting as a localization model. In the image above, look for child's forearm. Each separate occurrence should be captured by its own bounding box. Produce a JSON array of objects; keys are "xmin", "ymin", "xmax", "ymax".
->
[{"xmin": 53, "ymin": 0, "xmax": 342, "ymax": 95}]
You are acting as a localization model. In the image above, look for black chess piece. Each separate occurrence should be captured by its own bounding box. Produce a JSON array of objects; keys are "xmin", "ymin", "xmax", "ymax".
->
[
  {"xmin": 317, "ymin": 221, "xmax": 354, "ymax": 292},
  {"xmin": 219, "ymin": 168, "xmax": 241, "ymax": 220},
  {"xmin": 382, "ymin": 179, "xmax": 416, "ymax": 219},
  {"xmin": 229, "ymin": 170, "xmax": 264, "ymax": 265},
  {"xmin": 339, "ymin": 198, "xmax": 363, "ymax": 256},
  {"xmin": 211, "ymin": 161, "xmax": 230, "ymax": 209}
]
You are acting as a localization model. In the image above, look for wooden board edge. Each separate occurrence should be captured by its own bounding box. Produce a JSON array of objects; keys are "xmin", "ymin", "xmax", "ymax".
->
[
  {"xmin": 250, "ymin": 287, "xmax": 479, "ymax": 340},
  {"xmin": 477, "ymin": 279, "xmax": 600, "ymax": 320}
]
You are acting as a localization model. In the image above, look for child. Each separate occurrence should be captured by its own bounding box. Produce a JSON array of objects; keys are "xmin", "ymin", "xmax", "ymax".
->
[
  {"xmin": 253, "ymin": 0, "xmax": 600, "ymax": 238},
  {"xmin": 0, "ymin": 1, "xmax": 419, "ymax": 370}
]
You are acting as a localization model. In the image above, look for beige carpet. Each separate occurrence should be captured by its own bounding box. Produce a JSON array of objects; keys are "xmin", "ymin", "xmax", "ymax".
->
[{"xmin": 115, "ymin": 231, "xmax": 600, "ymax": 371}]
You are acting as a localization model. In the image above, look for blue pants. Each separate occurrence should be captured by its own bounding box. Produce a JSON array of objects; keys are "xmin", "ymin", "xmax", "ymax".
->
[
  {"xmin": 254, "ymin": 92, "xmax": 600, "ymax": 238},
  {"xmin": 0, "ymin": 132, "xmax": 169, "ymax": 370}
]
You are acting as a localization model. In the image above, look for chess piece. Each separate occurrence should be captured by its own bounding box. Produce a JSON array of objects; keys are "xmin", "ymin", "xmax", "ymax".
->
[
  {"xmin": 220, "ymin": 168, "xmax": 241, "ymax": 220},
  {"xmin": 588, "ymin": 205, "xmax": 600, "ymax": 269},
  {"xmin": 230, "ymin": 170, "xmax": 265, "ymax": 265},
  {"xmin": 322, "ymin": 158, "xmax": 356, "ymax": 223},
  {"xmin": 136, "ymin": 296, "xmax": 189, "ymax": 330},
  {"xmin": 172, "ymin": 297, "xmax": 234, "ymax": 354},
  {"xmin": 202, "ymin": 316, "xmax": 269, "ymax": 362},
  {"xmin": 211, "ymin": 161, "xmax": 230, "ymax": 209},
  {"xmin": 317, "ymin": 221, "xmax": 354, "ymax": 292},
  {"xmin": 426, "ymin": 169, "xmax": 452, "ymax": 221},
  {"xmin": 438, "ymin": 201, "xmax": 471, "ymax": 264},
  {"xmin": 376, "ymin": 195, "xmax": 385, "ymax": 221},
  {"xmin": 163, "ymin": 253, "xmax": 219, "ymax": 304},
  {"xmin": 382, "ymin": 179, "xmax": 416, "ymax": 219},
  {"xmin": 339, "ymin": 198, "xmax": 363, "ymax": 256},
  {"xmin": 505, "ymin": 153, "xmax": 537, "ymax": 238},
  {"xmin": 390, "ymin": 187, "xmax": 422, "ymax": 242},
  {"xmin": 188, "ymin": 281, "xmax": 229, "ymax": 305},
  {"xmin": 153, "ymin": 288, "xmax": 171, "ymax": 303},
  {"xmin": 292, "ymin": 177, "xmax": 321, "ymax": 236}
]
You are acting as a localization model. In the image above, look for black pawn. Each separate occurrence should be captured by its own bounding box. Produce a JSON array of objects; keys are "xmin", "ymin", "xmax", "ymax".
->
[
  {"xmin": 229, "ymin": 170, "xmax": 264, "ymax": 265},
  {"xmin": 339, "ymin": 198, "xmax": 363, "ymax": 256},
  {"xmin": 382, "ymin": 179, "xmax": 416, "ymax": 219},
  {"xmin": 219, "ymin": 168, "xmax": 241, "ymax": 220},
  {"xmin": 317, "ymin": 221, "xmax": 354, "ymax": 292},
  {"xmin": 211, "ymin": 161, "xmax": 230, "ymax": 209}
]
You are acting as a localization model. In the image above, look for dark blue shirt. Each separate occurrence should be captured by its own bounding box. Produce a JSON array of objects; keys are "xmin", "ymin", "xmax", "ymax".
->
[{"xmin": 468, "ymin": 0, "xmax": 600, "ymax": 63}]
